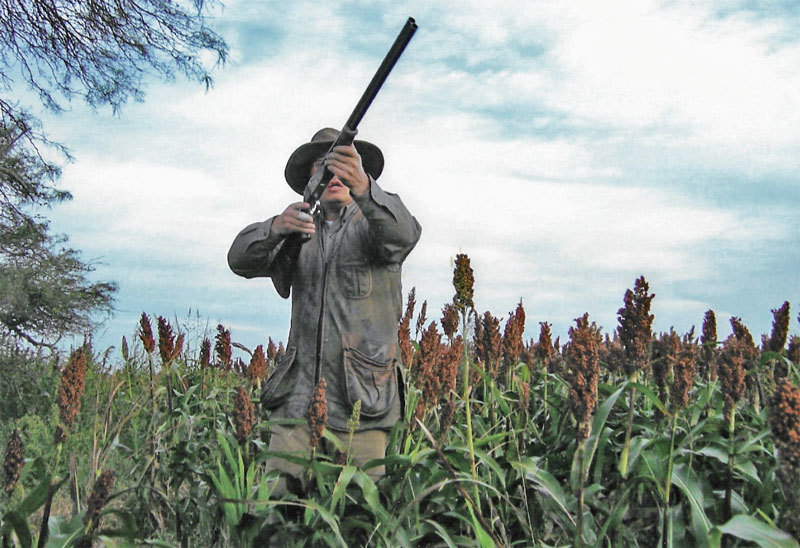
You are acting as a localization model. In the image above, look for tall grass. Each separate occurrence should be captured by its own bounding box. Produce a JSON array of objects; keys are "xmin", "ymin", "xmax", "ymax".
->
[{"xmin": 1, "ymin": 271, "xmax": 799, "ymax": 547}]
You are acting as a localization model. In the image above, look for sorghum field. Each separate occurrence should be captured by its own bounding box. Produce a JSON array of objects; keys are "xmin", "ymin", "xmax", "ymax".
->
[{"xmin": 2, "ymin": 255, "xmax": 800, "ymax": 547}]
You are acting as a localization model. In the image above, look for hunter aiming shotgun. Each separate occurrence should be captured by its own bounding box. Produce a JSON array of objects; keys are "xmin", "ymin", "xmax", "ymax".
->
[{"xmin": 298, "ymin": 16, "xmax": 418, "ymax": 240}]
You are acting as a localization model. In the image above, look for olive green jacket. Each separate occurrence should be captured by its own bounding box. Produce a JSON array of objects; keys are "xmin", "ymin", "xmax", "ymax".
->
[{"xmin": 227, "ymin": 179, "xmax": 421, "ymax": 431}]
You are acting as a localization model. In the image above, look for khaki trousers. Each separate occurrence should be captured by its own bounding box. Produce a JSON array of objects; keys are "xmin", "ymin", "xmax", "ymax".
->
[{"xmin": 264, "ymin": 424, "xmax": 388, "ymax": 497}]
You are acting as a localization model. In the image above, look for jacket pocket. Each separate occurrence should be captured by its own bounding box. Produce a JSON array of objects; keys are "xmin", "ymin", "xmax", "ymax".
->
[
  {"xmin": 339, "ymin": 262, "xmax": 372, "ymax": 299},
  {"xmin": 260, "ymin": 346, "xmax": 297, "ymax": 410},
  {"xmin": 342, "ymin": 334, "xmax": 397, "ymax": 418}
]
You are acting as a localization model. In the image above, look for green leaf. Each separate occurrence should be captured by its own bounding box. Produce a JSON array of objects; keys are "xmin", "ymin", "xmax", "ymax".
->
[
  {"xmin": 513, "ymin": 459, "xmax": 576, "ymax": 528},
  {"xmin": 714, "ymin": 515, "xmax": 799, "ymax": 548},
  {"xmin": 467, "ymin": 502, "xmax": 494, "ymax": 548},
  {"xmin": 329, "ymin": 465, "xmax": 357, "ymax": 512},
  {"xmin": 1, "ymin": 510, "xmax": 32, "ymax": 548},
  {"xmin": 16, "ymin": 474, "xmax": 52, "ymax": 517},
  {"xmin": 696, "ymin": 445, "xmax": 729, "ymax": 464},
  {"xmin": 297, "ymin": 498, "xmax": 347, "ymax": 548},
  {"xmin": 671, "ymin": 464, "xmax": 712, "ymax": 541},
  {"xmin": 630, "ymin": 382, "xmax": 668, "ymax": 414}
]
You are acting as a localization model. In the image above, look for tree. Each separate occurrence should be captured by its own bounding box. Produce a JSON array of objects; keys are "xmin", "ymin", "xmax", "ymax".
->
[
  {"xmin": 0, "ymin": 0, "xmax": 228, "ymax": 117},
  {"xmin": 1, "ymin": 114, "xmax": 116, "ymax": 347},
  {"xmin": 0, "ymin": 0, "xmax": 228, "ymax": 347}
]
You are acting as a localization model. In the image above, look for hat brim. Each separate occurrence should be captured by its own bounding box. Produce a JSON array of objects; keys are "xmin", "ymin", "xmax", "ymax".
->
[{"xmin": 284, "ymin": 140, "xmax": 384, "ymax": 195}]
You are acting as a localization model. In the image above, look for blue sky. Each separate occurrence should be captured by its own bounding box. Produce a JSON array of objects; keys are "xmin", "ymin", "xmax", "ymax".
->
[{"xmin": 36, "ymin": 0, "xmax": 799, "ymax": 355}]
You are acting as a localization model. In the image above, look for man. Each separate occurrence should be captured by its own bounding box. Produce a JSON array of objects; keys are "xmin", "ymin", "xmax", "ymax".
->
[{"xmin": 227, "ymin": 127, "xmax": 421, "ymax": 487}]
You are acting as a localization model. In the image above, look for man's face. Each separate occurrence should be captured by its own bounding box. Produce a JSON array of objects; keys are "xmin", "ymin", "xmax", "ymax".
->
[{"xmin": 312, "ymin": 156, "xmax": 354, "ymax": 209}]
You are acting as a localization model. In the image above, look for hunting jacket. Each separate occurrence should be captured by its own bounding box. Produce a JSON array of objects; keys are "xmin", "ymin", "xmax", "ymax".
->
[{"xmin": 227, "ymin": 179, "xmax": 421, "ymax": 431}]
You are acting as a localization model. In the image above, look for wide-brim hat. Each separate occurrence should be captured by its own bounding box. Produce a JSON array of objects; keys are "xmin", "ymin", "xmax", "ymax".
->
[{"xmin": 284, "ymin": 127, "xmax": 384, "ymax": 195}]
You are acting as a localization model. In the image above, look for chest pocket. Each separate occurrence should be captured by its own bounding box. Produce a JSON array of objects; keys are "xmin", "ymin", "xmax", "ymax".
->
[{"xmin": 339, "ymin": 262, "xmax": 372, "ymax": 299}]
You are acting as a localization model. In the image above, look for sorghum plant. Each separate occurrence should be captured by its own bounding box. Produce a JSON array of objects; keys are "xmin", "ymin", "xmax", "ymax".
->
[
  {"xmin": 248, "ymin": 345, "xmax": 268, "ymax": 389},
  {"xmin": 765, "ymin": 301, "xmax": 791, "ymax": 353},
  {"xmin": 233, "ymin": 387, "xmax": 255, "ymax": 446},
  {"xmin": 718, "ymin": 334, "xmax": 748, "ymax": 521},
  {"xmin": 652, "ymin": 330, "xmax": 680, "ymax": 410},
  {"xmin": 502, "ymin": 300, "xmax": 526, "ymax": 380},
  {"xmin": 564, "ymin": 313, "xmax": 601, "ymax": 547},
  {"xmin": 399, "ymin": 288, "xmax": 416, "ymax": 367},
  {"xmin": 412, "ymin": 322, "xmax": 443, "ymax": 425},
  {"xmin": 57, "ymin": 346, "xmax": 88, "ymax": 435},
  {"xmin": 440, "ymin": 302, "xmax": 459, "ymax": 342},
  {"xmin": 308, "ymin": 377, "xmax": 328, "ymax": 452},
  {"xmin": 415, "ymin": 300, "xmax": 428, "ymax": 340},
  {"xmin": 78, "ymin": 469, "xmax": 116, "ymax": 547},
  {"xmin": 139, "ymin": 312, "xmax": 155, "ymax": 354},
  {"xmin": 617, "ymin": 275, "xmax": 655, "ymax": 477},
  {"xmin": 215, "ymin": 324, "xmax": 232, "ymax": 370},
  {"xmin": 452, "ymin": 253, "xmax": 474, "ymax": 314},
  {"xmin": 700, "ymin": 310, "xmax": 718, "ymax": 382},
  {"xmin": 768, "ymin": 379, "xmax": 800, "ymax": 537}
]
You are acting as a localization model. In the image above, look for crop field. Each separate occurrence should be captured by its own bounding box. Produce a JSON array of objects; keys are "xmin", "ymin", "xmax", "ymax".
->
[{"xmin": 1, "ymin": 257, "xmax": 799, "ymax": 547}]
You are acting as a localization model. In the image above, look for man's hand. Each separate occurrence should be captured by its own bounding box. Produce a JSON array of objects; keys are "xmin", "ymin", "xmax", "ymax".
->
[
  {"xmin": 324, "ymin": 144, "xmax": 370, "ymax": 198},
  {"xmin": 270, "ymin": 202, "xmax": 316, "ymax": 238}
]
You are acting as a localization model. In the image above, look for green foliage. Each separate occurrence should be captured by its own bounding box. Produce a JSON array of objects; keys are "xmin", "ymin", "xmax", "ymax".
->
[{"xmin": 1, "ymin": 312, "xmax": 799, "ymax": 547}]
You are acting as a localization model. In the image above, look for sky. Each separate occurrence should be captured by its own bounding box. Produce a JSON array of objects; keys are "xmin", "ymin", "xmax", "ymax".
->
[{"xmin": 33, "ymin": 0, "xmax": 800, "ymax": 356}]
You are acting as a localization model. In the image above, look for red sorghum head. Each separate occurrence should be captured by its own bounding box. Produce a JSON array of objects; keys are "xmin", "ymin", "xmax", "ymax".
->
[
  {"xmin": 199, "ymin": 337, "xmax": 211, "ymax": 369},
  {"xmin": 441, "ymin": 302, "xmax": 459, "ymax": 341},
  {"xmin": 768, "ymin": 380, "xmax": 800, "ymax": 477},
  {"xmin": 565, "ymin": 313, "xmax": 602, "ymax": 439},
  {"xmin": 248, "ymin": 345, "xmax": 268, "ymax": 384},
  {"xmin": 399, "ymin": 288, "xmax": 416, "ymax": 367},
  {"xmin": 57, "ymin": 346, "xmax": 88, "ymax": 432},
  {"xmin": 233, "ymin": 387, "xmax": 255, "ymax": 445},
  {"xmin": 139, "ymin": 312, "xmax": 155, "ymax": 354},
  {"xmin": 766, "ymin": 301, "xmax": 791, "ymax": 353},
  {"xmin": 307, "ymin": 377, "xmax": 328, "ymax": 450},
  {"xmin": 670, "ymin": 334, "xmax": 698, "ymax": 412},
  {"xmin": 215, "ymin": 324, "xmax": 232, "ymax": 370},
  {"xmin": 84, "ymin": 470, "xmax": 116, "ymax": 527},
  {"xmin": 719, "ymin": 334, "xmax": 748, "ymax": 420},
  {"xmin": 157, "ymin": 316, "xmax": 175, "ymax": 366},
  {"xmin": 415, "ymin": 300, "xmax": 428, "ymax": 339},
  {"xmin": 617, "ymin": 276, "xmax": 655, "ymax": 376},
  {"xmin": 502, "ymin": 301, "xmax": 525, "ymax": 368}
]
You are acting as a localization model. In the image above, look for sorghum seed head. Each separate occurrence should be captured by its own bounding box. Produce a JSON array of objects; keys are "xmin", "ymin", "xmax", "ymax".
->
[
  {"xmin": 157, "ymin": 316, "xmax": 175, "ymax": 365},
  {"xmin": 233, "ymin": 387, "xmax": 255, "ymax": 444},
  {"xmin": 670, "ymin": 337, "xmax": 698, "ymax": 412},
  {"xmin": 617, "ymin": 276, "xmax": 655, "ymax": 376},
  {"xmin": 415, "ymin": 300, "xmax": 428, "ymax": 339},
  {"xmin": 266, "ymin": 337, "xmax": 277, "ymax": 364},
  {"xmin": 502, "ymin": 301, "xmax": 525, "ymax": 368},
  {"xmin": 768, "ymin": 380, "xmax": 800, "ymax": 476},
  {"xmin": 441, "ymin": 303, "xmax": 459, "ymax": 341},
  {"xmin": 215, "ymin": 324, "xmax": 232, "ymax": 370},
  {"xmin": 719, "ymin": 334, "xmax": 748, "ymax": 420},
  {"xmin": 307, "ymin": 378, "xmax": 328, "ymax": 450},
  {"xmin": 565, "ymin": 313, "xmax": 602, "ymax": 439},
  {"xmin": 248, "ymin": 345, "xmax": 268, "ymax": 383},
  {"xmin": 199, "ymin": 338, "xmax": 211, "ymax": 369},
  {"xmin": 399, "ymin": 289, "xmax": 416, "ymax": 367},
  {"xmin": 139, "ymin": 312, "xmax": 155, "ymax": 354},
  {"xmin": 452, "ymin": 253, "xmax": 475, "ymax": 314},
  {"xmin": 84, "ymin": 470, "xmax": 116, "ymax": 527},
  {"xmin": 766, "ymin": 301, "xmax": 791, "ymax": 353},
  {"xmin": 57, "ymin": 346, "xmax": 88, "ymax": 430},
  {"xmin": 3, "ymin": 429, "xmax": 24, "ymax": 495}
]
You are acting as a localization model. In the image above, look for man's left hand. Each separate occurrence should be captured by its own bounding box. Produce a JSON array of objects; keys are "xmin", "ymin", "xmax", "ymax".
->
[{"xmin": 325, "ymin": 144, "xmax": 370, "ymax": 198}]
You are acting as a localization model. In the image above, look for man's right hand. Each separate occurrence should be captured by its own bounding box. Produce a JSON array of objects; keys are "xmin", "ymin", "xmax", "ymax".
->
[{"xmin": 270, "ymin": 202, "xmax": 316, "ymax": 238}]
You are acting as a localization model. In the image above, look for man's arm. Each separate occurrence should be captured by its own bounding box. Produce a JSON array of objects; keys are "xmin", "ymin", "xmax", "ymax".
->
[
  {"xmin": 354, "ymin": 178, "xmax": 421, "ymax": 264},
  {"xmin": 227, "ymin": 202, "xmax": 316, "ymax": 278}
]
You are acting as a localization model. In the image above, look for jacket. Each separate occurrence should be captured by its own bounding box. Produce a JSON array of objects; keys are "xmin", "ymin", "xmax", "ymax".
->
[{"xmin": 227, "ymin": 179, "xmax": 421, "ymax": 431}]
